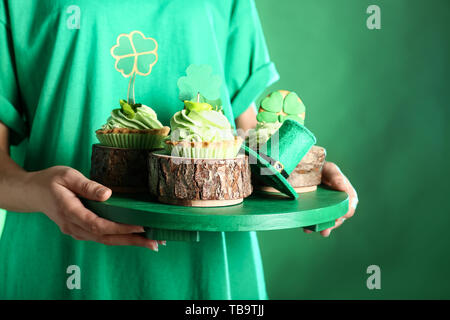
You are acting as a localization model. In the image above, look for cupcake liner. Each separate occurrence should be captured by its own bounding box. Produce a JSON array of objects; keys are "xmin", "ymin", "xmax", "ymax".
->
[
  {"xmin": 96, "ymin": 132, "xmax": 167, "ymax": 150},
  {"xmin": 165, "ymin": 137, "xmax": 243, "ymax": 159}
]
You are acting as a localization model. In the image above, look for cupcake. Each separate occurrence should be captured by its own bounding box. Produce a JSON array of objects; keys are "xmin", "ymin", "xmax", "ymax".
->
[
  {"xmin": 148, "ymin": 64, "xmax": 251, "ymax": 206},
  {"xmin": 247, "ymin": 121, "xmax": 282, "ymax": 147},
  {"xmin": 165, "ymin": 100, "xmax": 243, "ymax": 159},
  {"xmin": 248, "ymin": 90, "xmax": 326, "ymax": 194},
  {"xmin": 96, "ymin": 99, "xmax": 170, "ymax": 149},
  {"xmin": 149, "ymin": 100, "xmax": 250, "ymax": 206},
  {"xmin": 90, "ymin": 99, "xmax": 169, "ymax": 193}
]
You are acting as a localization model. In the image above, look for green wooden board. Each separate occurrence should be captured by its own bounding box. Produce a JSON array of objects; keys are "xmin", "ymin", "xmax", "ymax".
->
[{"xmin": 82, "ymin": 186, "xmax": 348, "ymax": 241}]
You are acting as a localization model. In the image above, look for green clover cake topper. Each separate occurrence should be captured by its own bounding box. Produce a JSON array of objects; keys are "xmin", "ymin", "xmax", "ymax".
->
[
  {"xmin": 256, "ymin": 90, "xmax": 306, "ymax": 125},
  {"xmin": 177, "ymin": 64, "xmax": 222, "ymax": 108},
  {"xmin": 111, "ymin": 31, "xmax": 158, "ymax": 104}
]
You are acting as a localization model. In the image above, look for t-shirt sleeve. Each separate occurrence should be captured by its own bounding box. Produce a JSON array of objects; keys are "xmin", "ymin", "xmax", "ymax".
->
[
  {"xmin": 225, "ymin": 0, "xmax": 279, "ymax": 119},
  {"xmin": 0, "ymin": 18, "xmax": 27, "ymax": 146}
]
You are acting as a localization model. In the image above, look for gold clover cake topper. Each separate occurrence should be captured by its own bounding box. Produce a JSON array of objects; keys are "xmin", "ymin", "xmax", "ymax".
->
[{"xmin": 111, "ymin": 31, "xmax": 158, "ymax": 104}]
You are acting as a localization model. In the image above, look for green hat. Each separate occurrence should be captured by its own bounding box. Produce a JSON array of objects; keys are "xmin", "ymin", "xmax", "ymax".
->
[{"xmin": 242, "ymin": 119, "xmax": 316, "ymax": 199}]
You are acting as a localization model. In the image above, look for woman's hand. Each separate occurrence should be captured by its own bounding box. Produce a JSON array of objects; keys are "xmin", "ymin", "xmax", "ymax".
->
[
  {"xmin": 304, "ymin": 162, "xmax": 358, "ymax": 237},
  {"xmin": 25, "ymin": 166, "xmax": 162, "ymax": 251}
]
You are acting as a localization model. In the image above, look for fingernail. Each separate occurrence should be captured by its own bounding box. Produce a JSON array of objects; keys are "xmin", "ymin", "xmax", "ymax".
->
[
  {"xmin": 96, "ymin": 188, "xmax": 108, "ymax": 198},
  {"xmin": 161, "ymin": 241, "xmax": 167, "ymax": 246},
  {"xmin": 149, "ymin": 242, "xmax": 158, "ymax": 252},
  {"xmin": 135, "ymin": 226, "xmax": 145, "ymax": 233}
]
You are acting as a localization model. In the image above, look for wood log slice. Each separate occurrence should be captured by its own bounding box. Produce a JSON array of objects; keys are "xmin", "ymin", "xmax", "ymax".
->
[
  {"xmin": 258, "ymin": 185, "xmax": 317, "ymax": 194},
  {"xmin": 287, "ymin": 145, "xmax": 326, "ymax": 187},
  {"xmin": 148, "ymin": 153, "xmax": 252, "ymax": 207},
  {"xmin": 90, "ymin": 144, "xmax": 151, "ymax": 193},
  {"xmin": 253, "ymin": 145, "xmax": 326, "ymax": 193}
]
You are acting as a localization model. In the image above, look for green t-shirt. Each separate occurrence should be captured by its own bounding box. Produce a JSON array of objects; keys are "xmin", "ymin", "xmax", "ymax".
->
[{"xmin": 0, "ymin": 0, "xmax": 279, "ymax": 299}]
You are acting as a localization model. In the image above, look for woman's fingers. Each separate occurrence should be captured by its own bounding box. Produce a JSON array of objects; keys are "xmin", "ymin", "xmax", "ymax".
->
[
  {"xmin": 64, "ymin": 200, "xmax": 144, "ymax": 235},
  {"xmin": 323, "ymin": 162, "xmax": 358, "ymax": 215},
  {"xmin": 59, "ymin": 167, "xmax": 112, "ymax": 202},
  {"xmin": 306, "ymin": 216, "xmax": 347, "ymax": 237},
  {"xmin": 55, "ymin": 168, "xmax": 145, "ymax": 235},
  {"xmin": 68, "ymin": 224, "xmax": 159, "ymax": 251},
  {"xmin": 322, "ymin": 162, "xmax": 348, "ymax": 191},
  {"xmin": 320, "ymin": 228, "xmax": 332, "ymax": 237},
  {"xmin": 302, "ymin": 162, "xmax": 358, "ymax": 237},
  {"xmin": 53, "ymin": 166, "xmax": 167, "ymax": 248},
  {"xmin": 100, "ymin": 234, "xmax": 159, "ymax": 251},
  {"xmin": 334, "ymin": 217, "xmax": 346, "ymax": 229},
  {"xmin": 61, "ymin": 192, "xmax": 165, "ymax": 249},
  {"xmin": 322, "ymin": 162, "xmax": 358, "ymax": 219}
]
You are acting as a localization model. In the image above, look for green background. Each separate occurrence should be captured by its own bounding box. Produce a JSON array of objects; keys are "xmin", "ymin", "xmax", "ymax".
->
[
  {"xmin": 1, "ymin": 0, "xmax": 449, "ymax": 299},
  {"xmin": 255, "ymin": 0, "xmax": 450, "ymax": 299}
]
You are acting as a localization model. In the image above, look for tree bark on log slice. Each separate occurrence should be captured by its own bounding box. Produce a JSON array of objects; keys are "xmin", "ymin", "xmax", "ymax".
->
[
  {"xmin": 90, "ymin": 144, "xmax": 150, "ymax": 193},
  {"xmin": 287, "ymin": 145, "xmax": 326, "ymax": 188},
  {"xmin": 148, "ymin": 153, "xmax": 252, "ymax": 207},
  {"xmin": 253, "ymin": 146, "xmax": 326, "ymax": 193}
]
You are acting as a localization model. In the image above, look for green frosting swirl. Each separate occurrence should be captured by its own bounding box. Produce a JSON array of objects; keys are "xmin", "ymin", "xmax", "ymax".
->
[
  {"xmin": 247, "ymin": 121, "xmax": 282, "ymax": 145},
  {"xmin": 169, "ymin": 109, "xmax": 234, "ymax": 142},
  {"xmin": 101, "ymin": 104, "xmax": 163, "ymax": 130}
]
